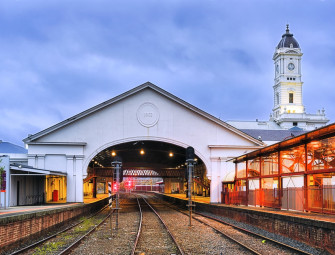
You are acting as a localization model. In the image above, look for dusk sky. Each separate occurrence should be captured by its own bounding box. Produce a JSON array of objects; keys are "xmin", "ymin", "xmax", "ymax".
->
[{"xmin": 1, "ymin": 0, "xmax": 335, "ymax": 146}]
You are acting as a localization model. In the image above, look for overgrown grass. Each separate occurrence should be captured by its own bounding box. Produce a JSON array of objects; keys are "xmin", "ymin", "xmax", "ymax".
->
[{"xmin": 33, "ymin": 241, "xmax": 64, "ymax": 255}]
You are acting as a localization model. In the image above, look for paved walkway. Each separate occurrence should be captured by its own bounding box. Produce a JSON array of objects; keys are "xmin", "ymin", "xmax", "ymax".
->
[
  {"xmin": 162, "ymin": 193, "xmax": 335, "ymax": 224},
  {"xmin": 2, "ymin": 192, "xmax": 335, "ymax": 224},
  {"xmin": 0, "ymin": 194, "xmax": 108, "ymax": 218}
]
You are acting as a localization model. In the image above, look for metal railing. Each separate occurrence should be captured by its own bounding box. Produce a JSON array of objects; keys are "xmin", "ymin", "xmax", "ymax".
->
[{"xmin": 222, "ymin": 185, "xmax": 335, "ymax": 214}]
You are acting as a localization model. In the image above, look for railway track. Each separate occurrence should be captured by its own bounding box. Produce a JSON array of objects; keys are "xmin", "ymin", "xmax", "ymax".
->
[
  {"xmin": 9, "ymin": 193, "xmax": 323, "ymax": 254},
  {"xmin": 146, "ymin": 194, "xmax": 321, "ymax": 255},
  {"xmin": 132, "ymin": 195, "xmax": 184, "ymax": 255},
  {"xmin": 9, "ymin": 204, "xmax": 114, "ymax": 255},
  {"xmin": 193, "ymin": 211, "xmax": 315, "ymax": 255}
]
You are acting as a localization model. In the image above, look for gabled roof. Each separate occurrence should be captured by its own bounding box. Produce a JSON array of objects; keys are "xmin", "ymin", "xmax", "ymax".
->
[
  {"xmin": 23, "ymin": 82, "xmax": 264, "ymax": 146},
  {"xmin": 0, "ymin": 141, "xmax": 27, "ymax": 154}
]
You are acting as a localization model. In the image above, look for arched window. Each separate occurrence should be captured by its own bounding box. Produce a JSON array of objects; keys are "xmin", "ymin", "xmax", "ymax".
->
[{"xmin": 289, "ymin": 92, "xmax": 294, "ymax": 103}]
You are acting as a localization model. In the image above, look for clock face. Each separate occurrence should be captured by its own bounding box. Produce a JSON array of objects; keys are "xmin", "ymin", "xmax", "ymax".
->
[{"xmin": 288, "ymin": 63, "xmax": 295, "ymax": 71}]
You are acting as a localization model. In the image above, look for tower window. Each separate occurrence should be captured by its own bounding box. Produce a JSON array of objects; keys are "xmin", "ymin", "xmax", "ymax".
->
[
  {"xmin": 276, "ymin": 93, "xmax": 279, "ymax": 105},
  {"xmin": 289, "ymin": 93, "xmax": 294, "ymax": 103},
  {"xmin": 293, "ymin": 122, "xmax": 298, "ymax": 126}
]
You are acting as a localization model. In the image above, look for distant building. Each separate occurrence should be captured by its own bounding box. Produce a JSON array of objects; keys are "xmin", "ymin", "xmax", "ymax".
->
[
  {"xmin": 0, "ymin": 140, "xmax": 66, "ymax": 207},
  {"xmin": 228, "ymin": 25, "xmax": 329, "ymax": 144},
  {"xmin": 0, "ymin": 140, "xmax": 28, "ymax": 208}
]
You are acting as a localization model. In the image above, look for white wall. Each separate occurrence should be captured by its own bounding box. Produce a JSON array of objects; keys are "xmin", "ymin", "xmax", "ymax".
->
[{"xmin": 27, "ymin": 88, "xmax": 261, "ymax": 203}]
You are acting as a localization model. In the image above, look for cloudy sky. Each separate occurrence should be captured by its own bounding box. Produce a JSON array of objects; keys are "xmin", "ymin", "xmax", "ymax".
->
[{"xmin": 1, "ymin": 0, "xmax": 334, "ymax": 146}]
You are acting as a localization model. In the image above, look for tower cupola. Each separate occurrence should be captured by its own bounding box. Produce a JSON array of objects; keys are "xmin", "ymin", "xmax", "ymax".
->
[
  {"xmin": 271, "ymin": 25, "xmax": 329, "ymax": 130},
  {"xmin": 276, "ymin": 24, "xmax": 300, "ymax": 49}
]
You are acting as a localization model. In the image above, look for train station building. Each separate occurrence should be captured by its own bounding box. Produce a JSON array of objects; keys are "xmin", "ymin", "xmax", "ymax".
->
[
  {"xmin": 1, "ymin": 26, "xmax": 332, "ymax": 209},
  {"xmin": 21, "ymin": 82, "xmax": 265, "ymax": 205}
]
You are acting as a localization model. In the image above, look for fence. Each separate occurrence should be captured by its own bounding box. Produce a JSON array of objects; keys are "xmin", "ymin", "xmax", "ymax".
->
[
  {"xmin": 134, "ymin": 185, "xmax": 161, "ymax": 192},
  {"xmin": 222, "ymin": 185, "xmax": 335, "ymax": 214},
  {"xmin": 307, "ymin": 185, "xmax": 335, "ymax": 214}
]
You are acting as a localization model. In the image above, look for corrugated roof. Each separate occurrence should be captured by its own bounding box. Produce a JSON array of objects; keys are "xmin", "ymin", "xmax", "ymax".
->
[
  {"xmin": 0, "ymin": 141, "xmax": 27, "ymax": 154},
  {"xmin": 240, "ymin": 129, "xmax": 306, "ymax": 142}
]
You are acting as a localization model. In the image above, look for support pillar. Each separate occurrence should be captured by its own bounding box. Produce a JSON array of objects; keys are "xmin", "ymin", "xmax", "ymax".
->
[
  {"xmin": 93, "ymin": 177, "xmax": 97, "ymax": 198},
  {"xmin": 164, "ymin": 178, "xmax": 172, "ymax": 193},
  {"xmin": 210, "ymin": 158, "xmax": 223, "ymax": 203},
  {"xmin": 75, "ymin": 156, "xmax": 84, "ymax": 202},
  {"xmin": 66, "ymin": 155, "xmax": 84, "ymax": 203},
  {"xmin": 66, "ymin": 155, "xmax": 75, "ymax": 202}
]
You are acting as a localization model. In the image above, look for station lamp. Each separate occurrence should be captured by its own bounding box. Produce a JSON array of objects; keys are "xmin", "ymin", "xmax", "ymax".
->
[
  {"xmin": 140, "ymin": 149, "xmax": 145, "ymax": 155},
  {"xmin": 111, "ymin": 151, "xmax": 116, "ymax": 157},
  {"xmin": 169, "ymin": 152, "xmax": 174, "ymax": 157}
]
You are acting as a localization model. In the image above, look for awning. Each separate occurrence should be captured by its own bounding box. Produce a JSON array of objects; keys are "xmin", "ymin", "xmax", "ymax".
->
[{"xmin": 10, "ymin": 163, "xmax": 67, "ymax": 176}]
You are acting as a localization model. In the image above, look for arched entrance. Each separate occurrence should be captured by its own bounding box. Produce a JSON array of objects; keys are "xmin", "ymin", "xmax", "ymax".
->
[{"xmin": 83, "ymin": 140, "xmax": 209, "ymax": 198}]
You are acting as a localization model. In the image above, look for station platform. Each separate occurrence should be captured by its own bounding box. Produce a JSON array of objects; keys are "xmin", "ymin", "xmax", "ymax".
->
[
  {"xmin": 0, "ymin": 194, "xmax": 109, "ymax": 251},
  {"xmin": 160, "ymin": 192, "xmax": 335, "ymax": 224},
  {"xmin": 0, "ymin": 194, "xmax": 108, "ymax": 219}
]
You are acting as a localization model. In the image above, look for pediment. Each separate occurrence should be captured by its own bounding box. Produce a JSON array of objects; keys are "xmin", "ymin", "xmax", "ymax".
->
[{"xmin": 24, "ymin": 82, "xmax": 264, "ymax": 147}]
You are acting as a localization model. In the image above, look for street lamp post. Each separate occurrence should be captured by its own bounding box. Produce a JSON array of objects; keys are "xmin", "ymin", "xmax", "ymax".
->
[
  {"xmin": 112, "ymin": 156, "xmax": 122, "ymax": 231},
  {"xmin": 186, "ymin": 146, "xmax": 196, "ymax": 226}
]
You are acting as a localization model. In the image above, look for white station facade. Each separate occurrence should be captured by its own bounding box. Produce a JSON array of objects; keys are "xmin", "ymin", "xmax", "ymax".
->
[{"xmin": 23, "ymin": 83, "xmax": 264, "ymax": 203}]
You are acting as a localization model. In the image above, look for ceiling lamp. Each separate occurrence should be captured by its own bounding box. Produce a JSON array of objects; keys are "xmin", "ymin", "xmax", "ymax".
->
[
  {"xmin": 140, "ymin": 149, "xmax": 145, "ymax": 155},
  {"xmin": 169, "ymin": 152, "xmax": 174, "ymax": 157},
  {"xmin": 111, "ymin": 151, "xmax": 116, "ymax": 157}
]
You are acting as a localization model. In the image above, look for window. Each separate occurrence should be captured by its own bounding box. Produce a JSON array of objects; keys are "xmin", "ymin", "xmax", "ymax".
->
[
  {"xmin": 293, "ymin": 122, "xmax": 298, "ymax": 126},
  {"xmin": 276, "ymin": 93, "xmax": 279, "ymax": 105},
  {"xmin": 289, "ymin": 93, "xmax": 294, "ymax": 103}
]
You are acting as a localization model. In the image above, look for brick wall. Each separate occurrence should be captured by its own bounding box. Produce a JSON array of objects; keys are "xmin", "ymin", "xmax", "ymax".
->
[{"xmin": 0, "ymin": 198, "xmax": 107, "ymax": 252}]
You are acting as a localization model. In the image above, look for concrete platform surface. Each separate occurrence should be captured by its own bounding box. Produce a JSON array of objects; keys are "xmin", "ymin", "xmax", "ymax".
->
[
  {"xmin": 0, "ymin": 194, "xmax": 108, "ymax": 219},
  {"xmin": 161, "ymin": 192, "xmax": 335, "ymax": 224}
]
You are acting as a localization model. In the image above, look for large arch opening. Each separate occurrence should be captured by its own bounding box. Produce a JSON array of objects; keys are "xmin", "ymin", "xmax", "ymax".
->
[{"xmin": 83, "ymin": 140, "xmax": 210, "ymax": 198}]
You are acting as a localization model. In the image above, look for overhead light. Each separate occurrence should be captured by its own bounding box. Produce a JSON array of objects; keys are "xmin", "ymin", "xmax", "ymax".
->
[
  {"xmin": 169, "ymin": 152, "xmax": 174, "ymax": 157},
  {"xmin": 140, "ymin": 149, "xmax": 145, "ymax": 155},
  {"xmin": 111, "ymin": 151, "xmax": 116, "ymax": 157}
]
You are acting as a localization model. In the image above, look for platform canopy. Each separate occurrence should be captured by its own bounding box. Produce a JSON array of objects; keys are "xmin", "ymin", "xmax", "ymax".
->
[{"xmin": 10, "ymin": 163, "xmax": 67, "ymax": 176}]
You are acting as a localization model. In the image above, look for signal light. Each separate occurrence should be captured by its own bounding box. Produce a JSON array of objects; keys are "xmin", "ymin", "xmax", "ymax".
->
[{"xmin": 113, "ymin": 183, "xmax": 119, "ymax": 192}]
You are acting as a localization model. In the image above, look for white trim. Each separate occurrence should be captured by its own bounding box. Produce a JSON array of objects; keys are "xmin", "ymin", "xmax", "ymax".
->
[
  {"xmin": 23, "ymin": 82, "xmax": 264, "ymax": 146},
  {"xmin": 208, "ymin": 145, "xmax": 263, "ymax": 149},
  {"xmin": 26, "ymin": 142, "xmax": 87, "ymax": 146},
  {"xmin": 10, "ymin": 165, "xmax": 67, "ymax": 176},
  {"xmin": 82, "ymin": 136, "xmax": 210, "ymax": 178}
]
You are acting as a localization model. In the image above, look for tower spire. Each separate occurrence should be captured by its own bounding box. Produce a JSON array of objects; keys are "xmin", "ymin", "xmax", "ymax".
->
[{"xmin": 286, "ymin": 24, "xmax": 290, "ymax": 34}]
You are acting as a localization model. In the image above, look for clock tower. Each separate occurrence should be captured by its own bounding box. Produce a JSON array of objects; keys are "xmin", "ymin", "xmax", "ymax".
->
[
  {"xmin": 273, "ymin": 25, "xmax": 304, "ymax": 119},
  {"xmin": 271, "ymin": 25, "xmax": 328, "ymax": 130}
]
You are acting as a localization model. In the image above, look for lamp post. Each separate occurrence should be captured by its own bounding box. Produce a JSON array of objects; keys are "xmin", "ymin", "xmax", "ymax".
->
[
  {"xmin": 112, "ymin": 156, "xmax": 122, "ymax": 231},
  {"xmin": 186, "ymin": 146, "xmax": 196, "ymax": 226}
]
